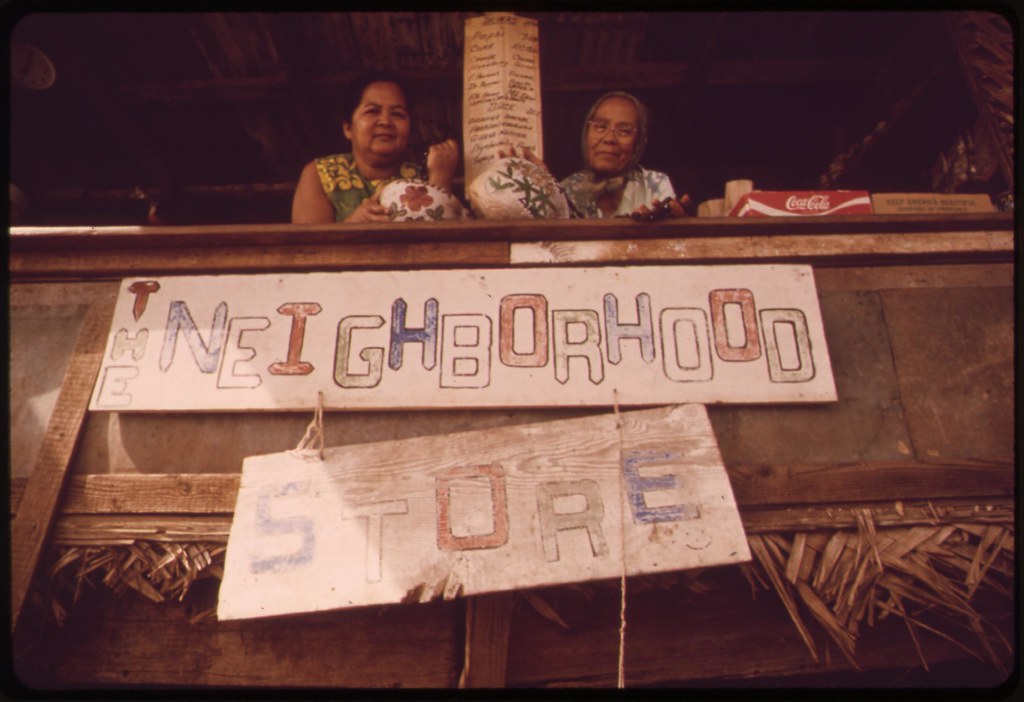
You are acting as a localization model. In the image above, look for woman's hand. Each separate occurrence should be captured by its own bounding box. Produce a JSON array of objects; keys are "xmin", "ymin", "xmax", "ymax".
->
[
  {"xmin": 426, "ymin": 138, "xmax": 459, "ymax": 192},
  {"xmin": 629, "ymin": 194, "xmax": 693, "ymax": 221},
  {"xmin": 497, "ymin": 145, "xmax": 547, "ymax": 169},
  {"xmin": 343, "ymin": 192, "xmax": 390, "ymax": 224}
]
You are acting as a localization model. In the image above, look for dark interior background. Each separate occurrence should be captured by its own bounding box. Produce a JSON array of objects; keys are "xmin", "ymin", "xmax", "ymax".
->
[{"xmin": 7, "ymin": 10, "xmax": 1013, "ymax": 226}]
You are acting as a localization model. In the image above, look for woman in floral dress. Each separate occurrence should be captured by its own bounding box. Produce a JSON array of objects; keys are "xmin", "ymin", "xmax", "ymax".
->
[{"xmin": 291, "ymin": 74, "xmax": 458, "ymax": 224}]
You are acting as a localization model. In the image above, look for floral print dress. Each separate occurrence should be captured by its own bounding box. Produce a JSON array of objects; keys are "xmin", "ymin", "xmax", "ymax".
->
[
  {"xmin": 315, "ymin": 153, "xmax": 424, "ymax": 222},
  {"xmin": 560, "ymin": 167, "xmax": 676, "ymax": 219}
]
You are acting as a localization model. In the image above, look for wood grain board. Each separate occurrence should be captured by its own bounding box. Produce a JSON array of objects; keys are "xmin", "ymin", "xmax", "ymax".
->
[
  {"xmin": 22, "ymin": 496, "xmax": 1012, "ymax": 547},
  {"xmin": 87, "ymin": 265, "xmax": 836, "ymax": 411},
  {"xmin": 509, "ymin": 231, "xmax": 1014, "ymax": 266},
  {"xmin": 11, "ymin": 458, "xmax": 1012, "ymax": 517},
  {"xmin": 10, "ymin": 298, "xmax": 115, "ymax": 631},
  {"xmin": 11, "ymin": 216, "xmax": 1013, "ymax": 281},
  {"xmin": 216, "ymin": 404, "xmax": 751, "ymax": 620}
]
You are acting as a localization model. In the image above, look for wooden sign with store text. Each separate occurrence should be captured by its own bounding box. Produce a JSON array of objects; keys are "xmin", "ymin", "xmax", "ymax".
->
[
  {"xmin": 217, "ymin": 404, "xmax": 750, "ymax": 620},
  {"xmin": 88, "ymin": 265, "xmax": 836, "ymax": 411}
]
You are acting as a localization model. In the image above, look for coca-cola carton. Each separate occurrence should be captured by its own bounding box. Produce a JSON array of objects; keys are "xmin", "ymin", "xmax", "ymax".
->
[{"xmin": 729, "ymin": 190, "xmax": 873, "ymax": 217}]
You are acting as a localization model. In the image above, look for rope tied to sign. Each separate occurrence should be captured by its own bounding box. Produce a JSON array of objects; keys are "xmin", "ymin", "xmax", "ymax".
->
[
  {"xmin": 613, "ymin": 389, "xmax": 627, "ymax": 689},
  {"xmin": 289, "ymin": 391, "xmax": 325, "ymax": 461}
]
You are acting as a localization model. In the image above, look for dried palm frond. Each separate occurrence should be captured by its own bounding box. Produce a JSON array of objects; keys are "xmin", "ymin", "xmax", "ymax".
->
[
  {"xmin": 37, "ymin": 511, "xmax": 1013, "ymax": 678},
  {"xmin": 747, "ymin": 519, "xmax": 1013, "ymax": 675},
  {"xmin": 45, "ymin": 541, "xmax": 226, "ymax": 625}
]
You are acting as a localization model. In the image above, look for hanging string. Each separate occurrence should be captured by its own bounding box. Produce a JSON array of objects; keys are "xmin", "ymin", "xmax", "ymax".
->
[
  {"xmin": 613, "ymin": 389, "xmax": 628, "ymax": 688},
  {"xmin": 289, "ymin": 391, "xmax": 324, "ymax": 461}
]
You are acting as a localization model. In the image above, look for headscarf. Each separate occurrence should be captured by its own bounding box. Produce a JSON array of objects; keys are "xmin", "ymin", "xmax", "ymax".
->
[{"xmin": 575, "ymin": 92, "xmax": 650, "ymax": 205}]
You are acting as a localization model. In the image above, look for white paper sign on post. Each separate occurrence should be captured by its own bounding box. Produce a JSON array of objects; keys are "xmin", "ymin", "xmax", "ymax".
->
[
  {"xmin": 217, "ymin": 404, "xmax": 750, "ymax": 620},
  {"xmin": 462, "ymin": 12, "xmax": 543, "ymax": 186},
  {"xmin": 88, "ymin": 265, "xmax": 837, "ymax": 412}
]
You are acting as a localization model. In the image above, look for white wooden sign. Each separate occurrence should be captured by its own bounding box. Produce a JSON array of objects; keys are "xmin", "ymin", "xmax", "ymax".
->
[
  {"xmin": 88, "ymin": 265, "xmax": 837, "ymax": 412},
  {"xmin": 462, "ymin": 12, "xmax": 543, "ymax": 186},
  {"xmin": 217, "ymin": 404, "xmax": 750, "ymax": 620}
]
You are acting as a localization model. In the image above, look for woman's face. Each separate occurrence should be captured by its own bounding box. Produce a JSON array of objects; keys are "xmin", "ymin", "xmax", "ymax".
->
[
  {"xmin": 584, "ymin": 96, "xmax": 640, "ymax": 177},
  {"xmin": 343, "ymin": 81, "xmax": 411, "ymax": 169}
]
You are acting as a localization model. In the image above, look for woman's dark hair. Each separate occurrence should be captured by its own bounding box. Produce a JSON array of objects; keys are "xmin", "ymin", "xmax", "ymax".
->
[{"xmin": 342, "ymin": 72, "xmax": 413, "ymax": 125}]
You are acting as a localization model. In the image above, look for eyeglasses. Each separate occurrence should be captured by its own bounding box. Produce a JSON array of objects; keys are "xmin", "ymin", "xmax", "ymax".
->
[{"xmin": 588, "ymin": 120, "xmax": 637, "ymax": 140}]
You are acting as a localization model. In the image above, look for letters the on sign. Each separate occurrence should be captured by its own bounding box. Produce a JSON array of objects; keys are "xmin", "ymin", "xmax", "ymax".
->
[
  {"xmin": 89, "ymin": 265, "xmax": 836, "ymax": 411},
  {"xmin": 217, "ymin": 404, "xmax": 751, "ymax": 620}
]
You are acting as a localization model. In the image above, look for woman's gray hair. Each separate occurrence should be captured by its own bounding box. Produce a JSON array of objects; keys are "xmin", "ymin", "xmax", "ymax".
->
[{"xmin": 579, "ymin": 91, "xmax": 650, "ymax": 174}]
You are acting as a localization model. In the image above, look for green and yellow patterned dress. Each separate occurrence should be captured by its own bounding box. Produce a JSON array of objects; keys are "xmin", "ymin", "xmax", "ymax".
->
[{"xmin": 315, "ymin": 153, "xmax": 424, "ymax": 222}]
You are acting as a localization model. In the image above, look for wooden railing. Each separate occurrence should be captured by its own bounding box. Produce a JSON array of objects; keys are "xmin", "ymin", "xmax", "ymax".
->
[{"xmin": 9, "ymin": 212, "xmax": 1013, "ymax": 279}]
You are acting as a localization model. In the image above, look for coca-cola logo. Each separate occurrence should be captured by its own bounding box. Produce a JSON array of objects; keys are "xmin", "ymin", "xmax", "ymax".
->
[{"xmin": 786, "ymin": 195, "xmax": 830, "ymax": 211}]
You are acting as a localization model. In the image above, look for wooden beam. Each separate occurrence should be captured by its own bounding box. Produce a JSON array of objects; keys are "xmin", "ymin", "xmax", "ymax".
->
[
  {"xmin": 510, "ymin": 230, "xmax": 1013, "ymax": 267},
  {"xmin": 728, "ymin": 458, "xmax": 1014, "ymax": 506},
  {"xmin": 740, "ymin": 497, "xmax": 1013, "ymax": 533},
  {"xmin": 11, "ymin": 459, "xmax": 1014, "ymax": 515},
  {"xmin": 19, "ymin": 497, "xmax": 1014, "ymax": 547},
  {"xmin": 11, "ymin": 214, "xmax": 1013, "ymax": 251},
  {"xmin": 11, "ymin": 215, "xmax": 1009, "ymax": 279},
  {"xmin": 460, "ymin": 592, "xmax": 517, "ymax": 688},
  {"xmin": 9, "ymin": 241, "xmax": 510, "ymax": 280},
  {"xmin": 45, "ymin": 515, "xmax": 233, "ymax": 546},
  {"xmin": 37, "ymin": 474, "xmax": 240, "ymax": 514},
  {"xmin": 10, "ymin": 298, "xmax": 115, "ymax": 632}
]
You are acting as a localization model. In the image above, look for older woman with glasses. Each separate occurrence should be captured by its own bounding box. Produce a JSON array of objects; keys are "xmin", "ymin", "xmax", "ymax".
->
[{"xmin": 560, "ymin": 91, "xmax": 685, "ymax": 219}]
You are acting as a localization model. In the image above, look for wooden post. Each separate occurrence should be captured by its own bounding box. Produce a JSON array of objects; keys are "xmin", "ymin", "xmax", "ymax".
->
[
  {"xmin": 460, "ymin": 592, "xmax": 517, "ymax": 688},
  {"xmin": 10, "ymin": 297, "xmax": 114, "ymax": 632}
]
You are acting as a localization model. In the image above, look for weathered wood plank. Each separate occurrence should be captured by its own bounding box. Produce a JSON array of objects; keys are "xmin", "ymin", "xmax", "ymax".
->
[
  {"xmin": 10, "ymin": 298, "xmax": 115, "ymax": 631},
  {"xmin": 9, "ymin": 241, "xmax": 510, "ymax": 280},
  {"xmin": 813, "ymin": 263, "xmax": 1013, "ymax": 291},
  {"xmin": 14, "ymin": 494, "xmax": 1012, "ymax": 547},
  {"xmin": 739, "ymin": 497, "xmax": 1014, "ymax": 533},
  {"xmin": 216, "ymin": 405, "xmax": 750, "ymax": 619},
  {"xmin": 9, "ymin": 302, "xmax": 91, "ymax": 479},
  {"xmin": 33, "ymin": 497, "xmax": 1015, "ymax": 546},
  {"xmin": 9, "ymin": 458, "xmax": 1015, "ymax": 519},
  {"xmin": 510, "ymin": 231, "xmax": 1014, "ymax": 267},
  {"xmin": 22, "ymin": 587, "xmax": 461, "ymax": 688},
  {"xmin": 11, "ymin": 459, "xmax": 1014, "ymax": 517},
  {"xmin": 11, "ymin": 223, "xmax": 1014, "ymax": 279},
  {"xmin": 460, "ymin": 591, "xmax": 517, "ymax": 688},
  {"xmin": 9, "ymin": 213, "xmax": 1014, "ymax": 250},
  {"xmin": 55, "ymin": 474, "xmax": 240, "ymax": 514},
  {"xmin": 728, "ymin": 459, "xmax": 1013, "ymax": 506},
  {"xmin": 48, "ymin": 514, "xmax": 233, "ymax": 545}
]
